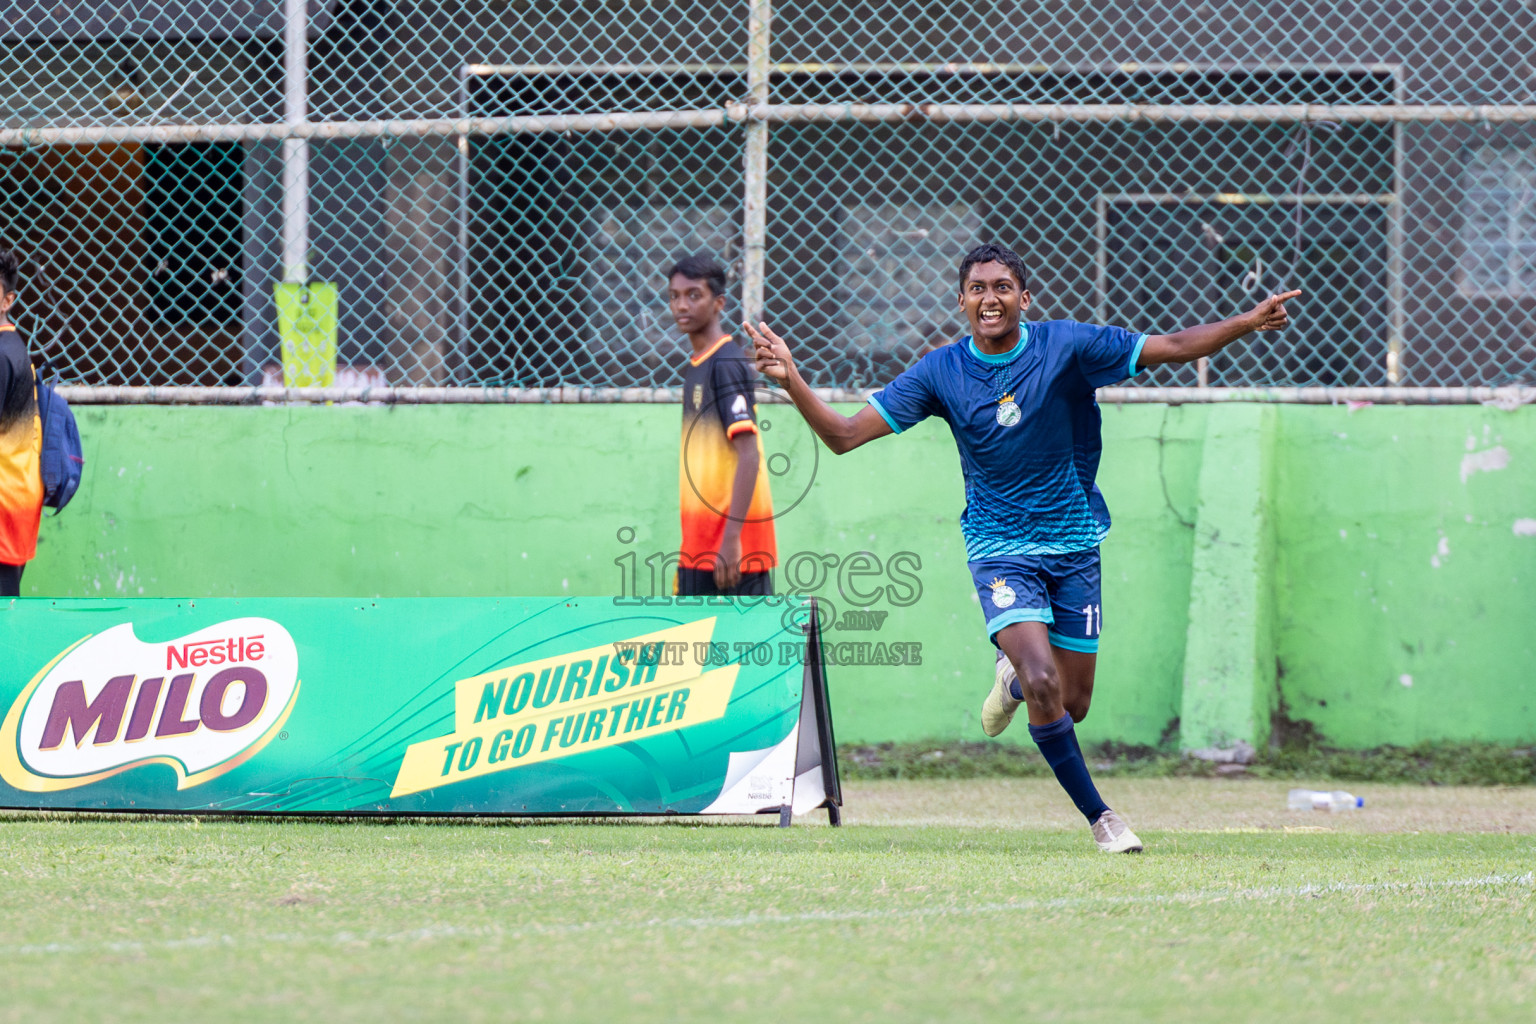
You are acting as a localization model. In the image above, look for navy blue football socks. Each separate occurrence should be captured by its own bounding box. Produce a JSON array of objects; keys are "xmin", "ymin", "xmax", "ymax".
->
[
  {"xmin": 1028, "ymin": 712, "xmax": 1109, "ymax": 824},
  {"xmin": 1008, "ymin": 677, "xmax": 1025, "ymax": 701}
]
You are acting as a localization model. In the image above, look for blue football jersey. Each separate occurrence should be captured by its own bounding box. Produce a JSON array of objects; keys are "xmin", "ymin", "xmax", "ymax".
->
[{"xmin": 868, "ymin": 320, "xmax": 1147, "ymax": 559}]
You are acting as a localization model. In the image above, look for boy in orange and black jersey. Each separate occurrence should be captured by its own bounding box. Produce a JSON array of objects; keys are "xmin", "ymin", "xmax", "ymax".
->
[
  {"xmin": 668, "ymin": 256, "xmax": 776, "ymax": 596},
  {"xmin": 0, "ymin": 250, "xmax": 43, "ymax": 597}
]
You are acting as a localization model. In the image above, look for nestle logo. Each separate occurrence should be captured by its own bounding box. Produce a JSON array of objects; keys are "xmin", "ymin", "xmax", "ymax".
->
[{"xmin": 167, "ymin": 635, "xmax": 265, "ymax": 671}]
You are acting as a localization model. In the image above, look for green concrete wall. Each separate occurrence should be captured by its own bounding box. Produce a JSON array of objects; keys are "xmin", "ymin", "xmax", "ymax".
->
[
  {"xmin": 1274, "ymin": 407, "xmax": 1536, "ymax": 746},
  {"xmin": 14, "ymin": 403, "xmax": 1536, "ymax": 748},
  {"xmin": 1179, "ymin": 405, "xmax": 1278, "ymax": 753}
]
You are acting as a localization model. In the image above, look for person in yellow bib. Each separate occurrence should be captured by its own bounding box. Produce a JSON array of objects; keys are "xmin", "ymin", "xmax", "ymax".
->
[{"xmin": 0, "ymin": 250, "xmax": 43, "ymax": 597}]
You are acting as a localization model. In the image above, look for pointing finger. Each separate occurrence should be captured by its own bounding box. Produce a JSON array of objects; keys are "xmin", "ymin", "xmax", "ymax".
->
[{"xmin": 758, "ymin": 322, "xmax": 789, "ymax": 348}]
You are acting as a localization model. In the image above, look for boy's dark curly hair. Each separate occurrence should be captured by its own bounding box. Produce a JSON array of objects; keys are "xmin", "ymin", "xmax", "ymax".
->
[{"xmin": 0, "ymin": 250, "xmax": 19, "ymax": 299}]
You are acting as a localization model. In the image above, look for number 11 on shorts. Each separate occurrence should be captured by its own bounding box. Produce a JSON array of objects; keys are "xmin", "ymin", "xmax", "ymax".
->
[{"xmin": 1081, "ymin": 604, "xmax": 1101, "ymax": 636}]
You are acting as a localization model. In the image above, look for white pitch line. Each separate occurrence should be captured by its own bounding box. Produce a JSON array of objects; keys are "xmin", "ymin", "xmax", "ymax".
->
[{"xmin": 6, "ymin": 873, "xmax": 1531, "ymax": 959}]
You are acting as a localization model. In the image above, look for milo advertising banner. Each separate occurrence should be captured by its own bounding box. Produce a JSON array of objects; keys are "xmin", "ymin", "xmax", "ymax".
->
[{"xmin": 0, "ymin": 598, "xmax": 841, "ymax": 822}]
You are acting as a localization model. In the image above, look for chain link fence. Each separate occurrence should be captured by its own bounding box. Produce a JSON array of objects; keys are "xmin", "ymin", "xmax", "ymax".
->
[{"xmin": 2, "ymin": 1, "xmax": 1534, "ymax": 393}]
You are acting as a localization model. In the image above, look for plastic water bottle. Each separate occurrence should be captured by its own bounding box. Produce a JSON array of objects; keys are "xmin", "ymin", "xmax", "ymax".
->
[{"xmin": 1288, "ymin": 788, "xmax": 1364, "ymax": 812}]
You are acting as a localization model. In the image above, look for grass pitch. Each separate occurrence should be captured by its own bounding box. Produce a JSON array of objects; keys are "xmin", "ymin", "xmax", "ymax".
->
[{"xmin": 3, "ymin": 779, "xmax": 1534, "ymax": 1023}]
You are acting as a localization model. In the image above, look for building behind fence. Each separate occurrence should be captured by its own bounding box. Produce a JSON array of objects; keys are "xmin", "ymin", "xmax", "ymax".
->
[{"xmin": 1, "ymin": 1, "xmax": 1534, "ymax": 391}]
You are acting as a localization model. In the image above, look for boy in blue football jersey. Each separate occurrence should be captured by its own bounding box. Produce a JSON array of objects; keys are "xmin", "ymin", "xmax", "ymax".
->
[{"xmin": 744, "ymin": 242, "xmax": 1298, "ymax": 853}]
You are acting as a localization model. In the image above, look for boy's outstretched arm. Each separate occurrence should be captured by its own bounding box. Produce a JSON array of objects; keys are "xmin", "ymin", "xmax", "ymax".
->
[
  {"xmin": 743, "ymin": 319, "xmax": 892, "ymax": 455},
  {"xmin": 1137, "ymin": 290, "xmax": 1301, "ymax": 368}
]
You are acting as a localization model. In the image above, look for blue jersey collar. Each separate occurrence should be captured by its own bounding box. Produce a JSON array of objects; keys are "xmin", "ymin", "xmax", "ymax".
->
[{"xmin": 966, "ymin": 323, "xmax": 1031, "ymax": 364}]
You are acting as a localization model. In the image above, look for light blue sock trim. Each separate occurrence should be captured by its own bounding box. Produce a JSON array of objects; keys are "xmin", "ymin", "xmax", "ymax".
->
[
  {"xmin": 866, "ymin": 395, "xmax": 904, "ymax": 434},
  {"xmin": 986, "ymin": 606, "xmax": 1052, "ymax": 639},
  {"xmin": 1047, "ymin": 630, "xmax": 1100, "ymax": 654}
]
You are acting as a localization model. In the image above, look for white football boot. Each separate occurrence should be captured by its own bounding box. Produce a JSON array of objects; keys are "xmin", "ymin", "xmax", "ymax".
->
[
  {"xmin": 1091, "ymin": 809, "xmax": 1144, "ymax": 853},
  {"xmin": 980, "ymin": 652, "xmax": 1022, "ymax": 738}
]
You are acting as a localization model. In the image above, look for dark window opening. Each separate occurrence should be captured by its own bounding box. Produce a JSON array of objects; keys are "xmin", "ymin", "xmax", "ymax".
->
[
  {"xmin": 466, "ymin": 67, "xmax": 1397, "ymax": 387},
  {"xmin": 141, "ymin": 141, "xmax": 245, "ymax": 326},
  {"xmin": 1103, "ymin": 199, "xmax": 1392, "ymax": 386}
]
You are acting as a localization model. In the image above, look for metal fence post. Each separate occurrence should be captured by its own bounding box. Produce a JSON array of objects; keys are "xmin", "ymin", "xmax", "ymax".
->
[
  {"xmin": 281, "ymin": 0, "xmax": 310, "ymax": 284},
  {"xmin": 455, "ymin": 65, "xmax": 472, "ymax": 383},
  {"xmin": 741, "ymin": 0, "xmax": 772, "ymax": 326}
]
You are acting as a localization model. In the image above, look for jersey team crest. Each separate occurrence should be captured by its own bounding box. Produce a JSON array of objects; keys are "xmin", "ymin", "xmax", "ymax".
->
[
  {"xmin": 989, "ymin": 576, "xmax": 1016, "ymax": 608},
  {"xmin": 995, "ymin": 394, "xmax": 1021, "ymax": 427}
]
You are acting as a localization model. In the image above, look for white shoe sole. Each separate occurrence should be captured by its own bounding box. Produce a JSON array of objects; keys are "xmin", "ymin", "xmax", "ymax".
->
[
  {"xmin": 1096, "ymin": 829, "xmax": 1144, "ymax": 854},
  {"xmin": 1092, "ymin": 809, "xmax": 1144, "ymax": 853},
  {"xmin": 1093, "ymin": 835, "xmax": 1142, "ymax": 853}
]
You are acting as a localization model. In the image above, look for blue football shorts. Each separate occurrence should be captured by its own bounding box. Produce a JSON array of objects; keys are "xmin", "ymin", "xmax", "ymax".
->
[{"xmin": 968, "ymin": 548, "xmax": 1103, "ymax": 653}]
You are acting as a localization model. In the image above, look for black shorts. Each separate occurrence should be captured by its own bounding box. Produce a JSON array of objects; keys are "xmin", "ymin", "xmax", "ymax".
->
[{"xmin": 676, "ymin": 567, "xmax": 774, "ymax": 597}]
